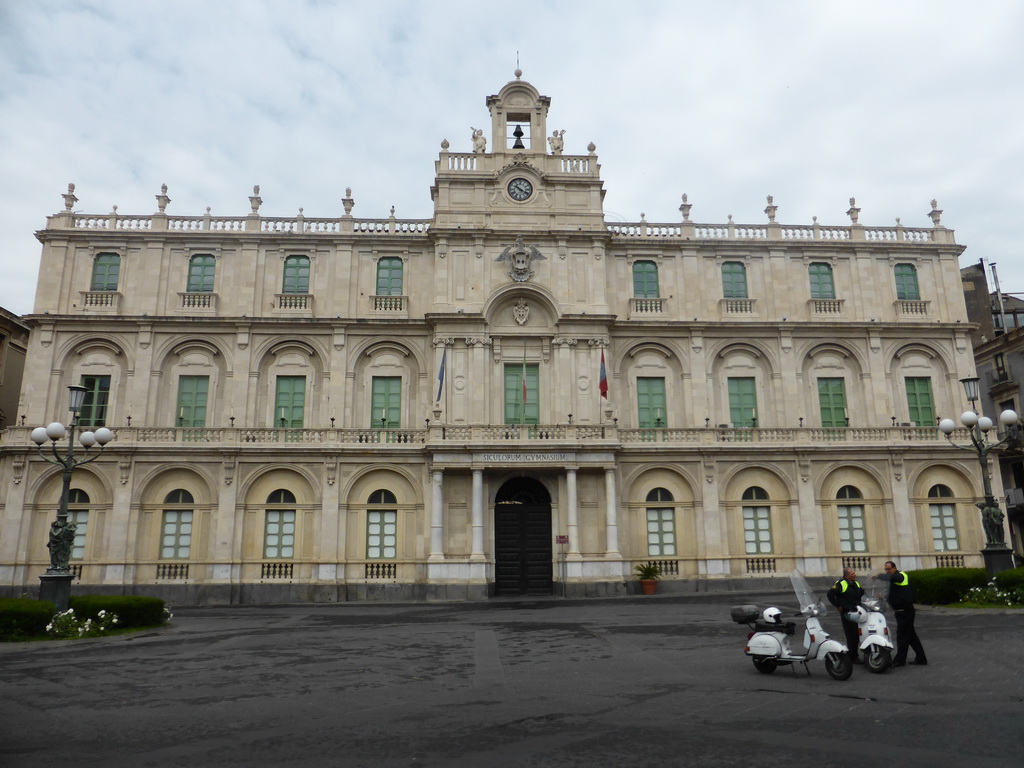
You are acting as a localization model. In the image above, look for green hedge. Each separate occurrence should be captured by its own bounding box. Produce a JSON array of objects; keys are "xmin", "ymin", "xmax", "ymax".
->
[
  {"xmin": 0, "ymin": 598, "xmax": 55, "ymax": 641},
  {"xmin": 993, "ymin": 567, "xmax": 1024, "ymax": 591},
  {"xmin": 907, "ymin": 567, "xmax": 988, "ymax": 605},
  {"xmin": 68, "ymin": 595, "xmax": 166, "ymax": 628}
]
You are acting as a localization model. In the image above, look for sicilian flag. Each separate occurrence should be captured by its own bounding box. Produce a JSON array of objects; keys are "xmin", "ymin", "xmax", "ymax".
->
[
  {"xmin": 599, "ymin": 350, "xmax": 608, "ymax": 399},
  {"xmin": 435, "ymin": 347, "xmax": 446, "ymax": 402}
]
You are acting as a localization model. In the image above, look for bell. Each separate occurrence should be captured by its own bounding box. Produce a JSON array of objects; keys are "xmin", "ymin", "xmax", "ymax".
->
[{"xmin": 512, "ymin": 124, "xmax": 526, "ymax": 149}]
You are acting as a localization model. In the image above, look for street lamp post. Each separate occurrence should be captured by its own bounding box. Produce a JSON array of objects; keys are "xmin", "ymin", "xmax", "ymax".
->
[
  {"xmin": 938, "ymin": 377, "xmax": 1019, "ymax": 578},
  {"xmin": 31, "ymin": 385, "xmax": 114, "ymax": 611}
]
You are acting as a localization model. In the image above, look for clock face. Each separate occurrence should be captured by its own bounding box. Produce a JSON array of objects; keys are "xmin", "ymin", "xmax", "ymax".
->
[{"xmin": 507, "ymin": 177, "xmax": 534, "ymax": 201}]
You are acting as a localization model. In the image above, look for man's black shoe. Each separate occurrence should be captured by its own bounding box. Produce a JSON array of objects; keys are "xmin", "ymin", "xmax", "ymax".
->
[
  {"xmin": 851, "ymin": 657, "xmax": 864, "ymax": 665},
  {"xmin": 891, "ymin": 661, "xmax": 905, "ymax": 667},
  {"xmin": 909, "ymin": 660, "xmax": 928, "ymax": 666}
]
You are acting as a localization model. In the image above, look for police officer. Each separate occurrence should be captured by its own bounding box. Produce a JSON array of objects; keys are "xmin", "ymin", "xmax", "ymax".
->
[
  {"xmin": 827, "ymin": 567, "xmax": 865, "ymax": 663},
  {"xmin": 876, "ymin": 560, "xmax": 927, "ymax": 667}
]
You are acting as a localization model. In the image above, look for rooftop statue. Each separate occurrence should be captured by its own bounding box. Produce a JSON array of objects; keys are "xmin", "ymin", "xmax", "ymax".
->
[{"xmin": 471, "ymin": 127, "xmax": 487, "ymax": 154}]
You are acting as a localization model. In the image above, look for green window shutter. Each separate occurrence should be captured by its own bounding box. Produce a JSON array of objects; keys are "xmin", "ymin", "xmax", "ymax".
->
[
  {"xmin": 91, "ymin": 253, "xmax": 121, "ymax": 291},
  {"xmin": 809, "ymin": 263, "xmax": 835, "ymax": 299},
  {"xmin": 376, "ymin": 258, "xmax": 404, "ymax": 296},
  {"xmin": 371, "ymin": 376, "xmax": 402, "ymax": 427},
  {"xmin": 905, "ymin": 377, "xmax": 934, "ymax": 426},
  {"xmin": 728, "ymin": 377, "xmax": 757, "ymax": 427},
  {"xmin": 79, "ymin": 376, "xmax": 111, "ymax": 428},
  {"xmin": 282, "ymin": 255, "xmax": 310, "ymax": 294},
  {"xmin": 895, "ymin": 264, "xmax": 920, "ymax": 300},
  {"xmin": 632, "ymin": 261, "xmax": 659, "ymax": 299},
  {"xmin": 637, "ymin": 377, "xmax": 667, "ymax": 428},
  {"xmin": 187, "ymin": 255, "xmax": 216, "ymax": 292},
  {"xmin": 817, "ymin": 377, "xmax": 847, "ymax": 427},
  {"xmin": 504, "ymin": 364, "xmax": 539, "ymax": 425},
  {"xmin": 275, "ymin": 376, "xmax": 306, "ymax": 428},
  {"xmin": 722, "ymin": 262, "xmax": 747, "ymax": 299},
  {"xmin": 176, "ymin": 376, "xmax": 209, "ymax": 427}
]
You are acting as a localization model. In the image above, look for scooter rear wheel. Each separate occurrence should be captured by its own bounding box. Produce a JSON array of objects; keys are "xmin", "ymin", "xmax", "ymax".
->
[
  {"xmin": 824, "ymin": 651, "xmax": 853, "ymax": 681},
  {"xmin": 866, "ymin": 646, "xmax": 892, "ymax": 674},
  {"xmin": 752, "ymin": 657, "xmax": 777, "ymax": 674}
]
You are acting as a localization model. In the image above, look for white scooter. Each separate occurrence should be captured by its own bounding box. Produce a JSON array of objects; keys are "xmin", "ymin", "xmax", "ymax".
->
[
  {"xmin": 731, "ymin": 570, "xmax": 853, "ymax": 681},
  {"xmin": 847, "ymin": 594, "xmax": 894, "ymax": 673}
]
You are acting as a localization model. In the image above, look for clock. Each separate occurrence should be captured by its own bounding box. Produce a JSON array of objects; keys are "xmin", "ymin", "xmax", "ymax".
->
[{"xmin": 507, "ymin": 177, "xmax": 534, "ymax": 201}]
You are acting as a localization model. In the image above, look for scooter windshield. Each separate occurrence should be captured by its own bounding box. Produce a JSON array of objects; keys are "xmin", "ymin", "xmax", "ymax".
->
[{"xmin": 789, "ymin": 569, "xmax": 822, "ymax": 614}]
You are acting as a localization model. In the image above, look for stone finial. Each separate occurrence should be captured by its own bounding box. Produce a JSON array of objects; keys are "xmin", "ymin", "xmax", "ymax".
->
[
  {"xmin": 587, "ymin": 142, "xmax": 596, "ymax": 155},
  {"xmin": 846, "ymin": 197, "xmax": 860, "ymax": 225},
  {"xmin": 342, "ymin": 188, "xmax": 355, "ymax": 216},
  {"xmin": 928, "ymin": 199, "xmax": 943, "ymax": 227},
  {"xmin": 155, "ymin": 183, "xmax": 171, "ymax": 213},
  {"xmin": 440, "ymin": 138, "xmax": 450, "ymax": 150},
  {"xmin": 62, "ymin": 183, "xmax": 78, "ymax": 211},
  {"xmin": 390, "ymin": 205, "xmax": 396, "ymax": 217},
  {"xmin": 249, "ymin": 185, "xmax": 263, "ymax": 214},
  {"xmin": 764, "ymin": 195, "xmax": 777, "ymax": 222},
  {"xmin": 679, "ymin": 193, "xmax": 692, "ymax": 221},
  {"xmin": 515, "ymin": 68, "xmax": 522, "ymax": 79}
]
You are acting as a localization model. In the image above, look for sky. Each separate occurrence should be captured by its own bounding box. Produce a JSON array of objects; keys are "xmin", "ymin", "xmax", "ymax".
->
[{"xmin": 1, "ymin": 0, "xmax": 1022, "ymax": 316}]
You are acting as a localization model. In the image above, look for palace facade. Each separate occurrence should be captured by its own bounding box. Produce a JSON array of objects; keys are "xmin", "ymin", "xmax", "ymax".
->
[{"xmin": 0, "ymin": 73, "xmax": 996, "ymax": 603}]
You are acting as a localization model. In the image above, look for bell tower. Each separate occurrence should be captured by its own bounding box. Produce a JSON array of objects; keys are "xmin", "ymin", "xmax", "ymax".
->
[{"xmin": 486, "ymin": 70, "xmax": 550, "ymax": 155}]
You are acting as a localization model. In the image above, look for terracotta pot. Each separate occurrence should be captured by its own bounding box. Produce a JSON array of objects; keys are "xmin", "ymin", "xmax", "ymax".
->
[{"xmin": 640, "ymin": 579, "xmax": 658, "ymax": 595}]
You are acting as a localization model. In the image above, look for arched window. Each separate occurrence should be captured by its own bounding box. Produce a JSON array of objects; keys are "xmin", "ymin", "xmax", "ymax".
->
[
  {"xmin": 809, "ymin": 263, "xmax": 835, "ymax": 299},
  {"xmin": 187, "ymin": 254, "xmax": 216, "ymax": 292},
  {"xmin": 68, "ymin": 488, "xmax": 90, "ymax": 560},
  {"xmin": 282, "ymin": 255, "xmax": 310, "ymax": 294},
  {"xmin": 722, "ymin": 262, "xmax": 748, "ymax": 299},
  {"xmin": 264, "ymin": 489, "xmax": 296, "ymax": 559},
  {"xmin": 645, "ymin": 487, "xmax": 675, "ymax": 556},
  {"xmin": 376, "ymin": 257, "xmax": 404, "ymax": 296},
  {"xmin": 894, "ymin": 263, "xmax": 920, "ymax": 300},
  {"xmin": 367, "ymin": 489, "xmax": 397, "ymax": 559},
  {"xmin": 928, "ymin": 484, "xmax": 958, "ymax": 550},
  {"xmin": 91, "ymin": 253, "xmax": 121, "ymax": 291},
  {"xmin": 161, "ymin": 489, "xmax": 194, "ymax": 560},
  {"xmin": 632, "ymin": 261, "xmax": 659, "ymax": 299},
  {"xmin": 741, "ymin": 486, "xmax": 771, "ymax": 554},
  {"xmin": 836, "ymin": 485, "xmax": 866, "ymax": 553}
]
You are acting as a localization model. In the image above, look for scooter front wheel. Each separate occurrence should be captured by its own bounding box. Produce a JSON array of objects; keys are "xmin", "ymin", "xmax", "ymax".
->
[
  {"xmin": 752, "ymin": 657, "xmax": 777, "ymax": 674},
  {"xmin": 824, "ymin": 652, "xmax": 853, "ymax": 681},
  {"xmin": 866, "ymin": 646, "xmax": 892, "ymax": 674}
]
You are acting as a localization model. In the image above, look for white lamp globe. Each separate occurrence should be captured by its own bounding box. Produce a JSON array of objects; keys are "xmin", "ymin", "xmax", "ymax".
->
[
  {"xmin": 79, "ymin": 431, "xmax": 96, "ymax": 447},
  {"xmin": 938, "ymin": 418, "xmax": 957, "ymax": 435},
  {"xmin": 45, "ymin": 422, "xmax": 66, "ymax": 440},
  {"xmin": 999, "ymin": 410, "xmax": 1019, "ymax": 427},
  {"xmin": 93, "ymin": 427, "xmax": 114, "ymax": 445},
  {"xmin": 960, "ymin": 411, "xmax": 979, "ymax": 428},
  {"xmin": 30, "ymin": 427, "xmax": 49, "ymax": 445},
  {"xmin": 978, "ymin": 416, "xmax": 994, "ymax": 432}
]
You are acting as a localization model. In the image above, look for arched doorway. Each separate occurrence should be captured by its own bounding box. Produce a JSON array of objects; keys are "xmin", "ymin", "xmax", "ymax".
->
[{"xmin": 494, "ymin": 477, "xmax": 553, "ymax": 596}]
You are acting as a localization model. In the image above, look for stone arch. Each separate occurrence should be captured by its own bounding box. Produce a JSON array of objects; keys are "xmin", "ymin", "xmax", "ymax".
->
[
  {"xmin": 888, "ymin": 341, "xmax": 955, "ymax": 426},
  {"xmin": 251, "ymin": 339, "xmax": 326, "ymax": 428},
  {"xmin": 620, "ymin": 340, "xmax": 687, "ymax": 428},
  {"xmin": 349, "ymin": 340, "xmax": 424, "ymax": 430},
  {"xmin": 49, "ymin": 336, "xmax": 132, "ymax": 427},
  {"xmin": 483, "ymin": 283, "xmax": 561, "ymax": 331},
  {"xmin": 817, "ymin": 464, "xmax": 889, "ymax": 557},
  {"xmin": 343, "ymin": 467, "xmax": 423, "ymax": 562},
  {"xmin": 798, "ymin": 342, "xmax": 866, "ymax": 428},
  {"xmin": 908, "ymin": 462, "xmax": 981, "ymax": 554},
  {"xmin": 152, "ymin": 338, "xmax": 231, "ymax": 427},
  {"xmin": 709, "ymin": 342, "xmax": 777, "ymax": 428},
  {"xmin": 239, "ymin": 467, "xmax": 320, "ymax": 563},
  {"xmin": 721, "ymin": 465, "xmax": 796, "ymax": 564},
  {"xmin": 28, "ymin": 465, "xmax": 112, "ymax": 567},
  {"xmin": 625, "ymin": 465, "xmax": 699, "ymax": 569},
  {"xmin": 133, "ymin": 467, "xmax": 217, "ymax": 561}
]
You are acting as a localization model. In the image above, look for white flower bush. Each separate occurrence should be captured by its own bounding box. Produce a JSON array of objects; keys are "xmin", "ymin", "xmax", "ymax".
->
[{"xmin": 46, "ymin": 608, "xmax": 121, "ymax": 639}]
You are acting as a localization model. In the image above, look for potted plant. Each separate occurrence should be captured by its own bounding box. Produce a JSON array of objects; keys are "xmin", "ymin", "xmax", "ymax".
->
[{"xmin": 635, "ymin": 562, "xmax": 662, "ymax": 595}]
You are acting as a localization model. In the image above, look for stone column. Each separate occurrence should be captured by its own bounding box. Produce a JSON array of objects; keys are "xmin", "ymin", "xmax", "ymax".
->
[
  {"xmin": 566, "ymin": 468, "xmax": 580, "ymax": 557},
  {"xmin": 471, "ymin": 469, "xmax": 485, "ymax": 561},
  {"xmin": 604, "ymin": 468, "xmax": 620, "ymax": 557},
  {"xmin": 428, "ymin": 470, "xmax": 444, "ymax": 561}
]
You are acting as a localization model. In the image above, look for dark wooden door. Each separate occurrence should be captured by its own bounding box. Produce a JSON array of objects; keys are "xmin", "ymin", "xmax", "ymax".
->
[{"xmin": 494, "ymin": 478, "xmax": 552, "ymax": 596}]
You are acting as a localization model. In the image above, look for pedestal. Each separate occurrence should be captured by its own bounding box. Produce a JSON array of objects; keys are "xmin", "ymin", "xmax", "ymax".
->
[
  {"xmin": 982, "ymin": 545, "xmax": 1016, "ymax": 580},
  {"xmin": 39, "ymin": 571, "xmax": 74, "ymax": 612}
]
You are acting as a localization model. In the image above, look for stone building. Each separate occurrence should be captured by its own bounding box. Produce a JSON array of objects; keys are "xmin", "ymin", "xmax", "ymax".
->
[{"xmin": 0, "ymin": 73, "xmax": 996, "ymax": 603}]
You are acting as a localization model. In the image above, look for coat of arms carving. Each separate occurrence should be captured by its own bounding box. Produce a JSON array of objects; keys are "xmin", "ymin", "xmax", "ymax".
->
[{"xmin": 497, "ymin": 236, "xmax": 545, "ymax": 282}]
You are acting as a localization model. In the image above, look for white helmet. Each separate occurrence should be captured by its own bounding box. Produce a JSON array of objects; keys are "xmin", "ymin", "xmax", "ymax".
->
[{"xmin": 761, "ymin": 607, "xmax": 782, "ymax": 624}]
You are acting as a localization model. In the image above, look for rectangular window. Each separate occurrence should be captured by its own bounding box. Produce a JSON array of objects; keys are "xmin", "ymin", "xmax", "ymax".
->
[
  {"xmin": 728, "ymin": 377, "xmax": 757, "ymax": 427},
  {"xmin": 161, "ymin": 510, "xmax": 193, "ymax": 559},
  {"xmin": 929, "ymin": 503, "xmax": 959, "ymax": 550},
  {"xmin": 264, "ymin": 510, "xmax": 295, "ymax": 559},
  {"xmin": 367, "ymin": 509, "xmax": 397, "ymax": 559},
  {"xmin": 187, "ymin": 255, "xmax": 216, "ymax": 292},
  {"xmin": 282, "ymin": 255, "xmax": 310, "ymax": 294},
  {"xmin": 632, "ymin": 261, "xmax": 659, "ymax": 299},
  {"xmin": 809, "ymin": 263, "xmax": 835, "ymax": 299},
  {"xmin": 177, "ymin": 376, "xmax": 209, "ymax": 427},
  {"xmin": 69, "ymin": 509, "xmax": 88, "ymax": 560},
  {"xmin": 376, "ymin": 257, "xmax": 404, "ymax": 296},
  {"xmin": 742, "ymin": 506, "xmax": 773, "ymax": 554},
  {"xmin": 817, "ymin": 377, "xmax": 847, "ymax": 427},
  {"xmin": 646, "ymin": 508, "xmax": 676, "ymax": 556},
  {"xmin": 504, "ymin": 363, "xmax": 539, "ymax": 425},
  {"xmin": 637, "ymin": 377, "xmax": 667, "ymax": 428},
  {"xmin": 275, "ymin": 376, "xmax": 306, "ymax": 428},
  {"xmin": 895, "ymin": 264, "xmax": 920, "ymax": 300},
  {"xmin": 505, "ymin": 113, "xmax": 531, "ymax": 149},
  {"xmin": 91, "ymin": 253, "xmax": 120, "ymax": 291},
  {"xmin": 722, "ymin": 262, "xmax": 748, "ymax": 299},
  {"xmin": 905, "ymin": 377, "xmax": 934, "ymax": 427},
  {"xmin": 370, "ymin": 376, "xmax": 402, "ymax": 428},
  {"xmin": 837, "ymin": 505, "xmax": 867, "ymax": 553},
  {"xmin": 79, "ymin": 375, "xmax": 111, "ymax": 428}
]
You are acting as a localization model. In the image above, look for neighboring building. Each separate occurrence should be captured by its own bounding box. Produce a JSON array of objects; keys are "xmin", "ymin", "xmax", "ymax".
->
[
  {"xmin": 0, "ymin": 307, "xmax": 29, "ymax": 430},
  {"xmin": 0, "ymin": 73, "xmax": 995, "ymax": 603}
]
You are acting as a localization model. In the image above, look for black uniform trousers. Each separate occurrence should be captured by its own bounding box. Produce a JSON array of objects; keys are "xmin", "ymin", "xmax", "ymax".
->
[
  {"xmin": 893, "ymin": 605, "xmax": 926, "ymax": 664},
  {"xmin": 840, "ymin": 614, "xmax": 860, "ymax": 659}
]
